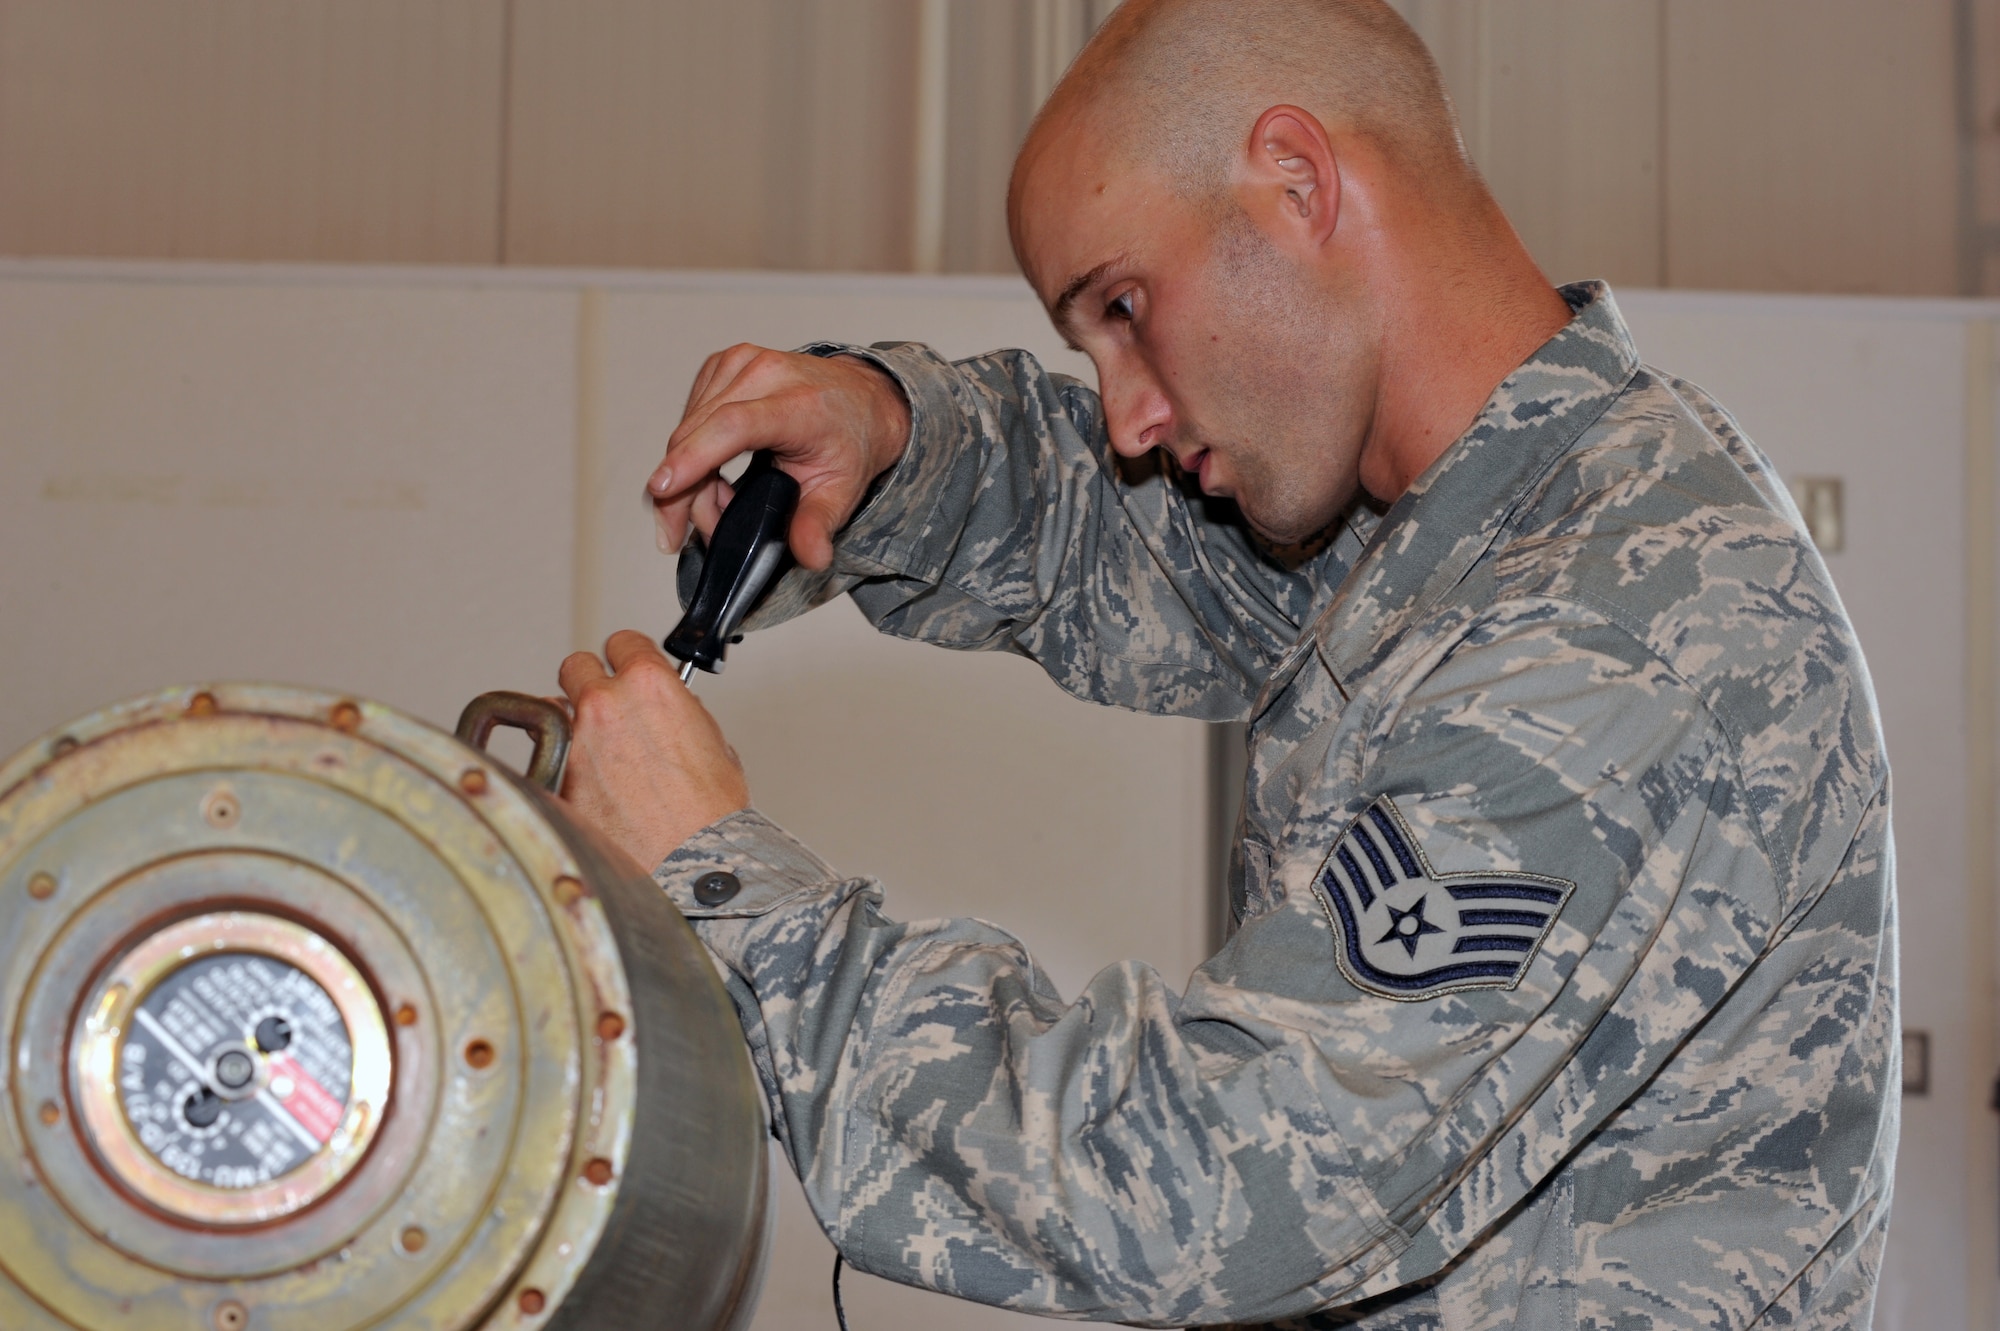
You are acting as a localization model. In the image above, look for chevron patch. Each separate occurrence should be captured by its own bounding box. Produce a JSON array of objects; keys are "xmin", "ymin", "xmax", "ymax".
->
[{"xmin": 1314, "ymin": 797, "xmax": 1575, "ymax": 1001}]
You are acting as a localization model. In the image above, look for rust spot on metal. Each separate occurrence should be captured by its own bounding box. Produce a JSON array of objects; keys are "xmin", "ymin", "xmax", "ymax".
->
[
  {"xmin": 464, "ymin": 1039, "xmax": 495, "ymax": 1070},
  {"xmin": 394, "ymin": 1003, "xmax": 419, "ymax": 1027},
  {"xmin": 583, "ymin": 1157, "xmax": 614, "ymax": 1187},
  {"xmin": 518, "ymin": 1288, "xmax": 546, "ymax": 1316},
  {"xmin": 213, "ymin": 1300, "xmax": 248, "ymax": 1331},
  {"xmin": 330, "ymin": 701, "xmax": 363, "ymax": 733},
  {"xmin": 596, "ymin": 1012, "xmax": 625, "ymax": 1042},
  {"xmin": 50, "ymin": 735, "xmax": 78, "ymax": 757},
  {"xmin": 27, "ymin": 871, "xmax": 56, "ymax": 901},
  {"xmin": 37, "ymin": 1100, "xmax": 60, "ymax": 1126},
  {"xmin": 203, "ymin": 788, "xmax": 240, "ymax": 828},
  {"xmin": 459, "ymin": 768, "xmax": 489, "ymax": 796},
  {"xmin": 399, "ymin": 1226, "xmax": 427, "ymax": 1254},
  {"xmin": 553, "ymin": 875, "xmax": 584, "ymax": 907},
  {"xmin": 187, "ymin": 692, "xmax": 219, "ymax": 718}
]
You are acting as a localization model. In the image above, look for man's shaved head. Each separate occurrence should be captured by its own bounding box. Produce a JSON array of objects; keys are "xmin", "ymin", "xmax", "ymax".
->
[
  {"xmin": 1005, "ymin": 0, "xmax": 1569, "ymax": 546},
  {"xmin": 1018, "ymin": 0, "xmax": 1473, "ymax": 217}
]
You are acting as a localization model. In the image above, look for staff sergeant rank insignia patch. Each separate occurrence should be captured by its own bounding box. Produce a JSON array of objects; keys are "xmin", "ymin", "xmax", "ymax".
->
[{"xmin": 1314, "ymin": 798, "xmax": 1575, "ymax": 1001}]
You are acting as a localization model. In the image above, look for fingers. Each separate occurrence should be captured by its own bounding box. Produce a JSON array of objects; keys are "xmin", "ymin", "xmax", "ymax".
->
[
  {"xmin": 603, "ymin": 629, "xmax": 672, "ymax": 676},
  {"xmin": 679, "ymin": 343, "xmax": 765, "ymax": 426},
  {"xmin": 652, "ymin": 349, "xmax": 787, "ymax": 499},
  {"xmin": 653, "ymin": 475, "xmax": 731, "ymax": 556},
  {"xmin": 689, "ymin": 476, "xmax": 732, "ymax": 544},
  {"xmin": 645, "ymin": 345, "xmax": 900, "ymax": 562},
  {"xmin": 557, "ymin": 650, "xmax": 610, "ymax": 700},
  {"xmin": 562, "ymin": 635, "xmax": 679, "ymax": 694},
  {"xmin": 656, "ymin": 394, "xmax": 791, "ymax": 502},
  {"xmin": 653, "ymin": 396, "xmax": 792, "ymax": 552}
]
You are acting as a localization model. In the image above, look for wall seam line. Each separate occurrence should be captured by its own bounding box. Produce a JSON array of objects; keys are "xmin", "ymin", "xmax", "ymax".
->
[
  {"xmin": 572, "ymin": 286, "xmax": 605, "ymax": 653},
  {"xmin": 1965, "ymin": 314, "xmax": 1998, "ymax": 1331},
  {"xmin": 495, "ymin": 0, "xmax": 517, "ymax": 266}
]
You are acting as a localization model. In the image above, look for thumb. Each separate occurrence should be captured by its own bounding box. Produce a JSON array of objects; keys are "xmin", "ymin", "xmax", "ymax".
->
[{"xmin": 790, "ymin": 489, "xmax": 845, "ymax": 572}]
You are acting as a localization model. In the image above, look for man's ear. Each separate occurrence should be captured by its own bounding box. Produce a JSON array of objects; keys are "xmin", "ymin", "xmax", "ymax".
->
[{"xmin": 1238, "ymin": 105, "xmax": 1340, "ymax": 251}]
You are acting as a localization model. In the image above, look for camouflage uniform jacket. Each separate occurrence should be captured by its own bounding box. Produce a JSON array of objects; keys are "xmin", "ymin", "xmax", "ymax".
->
[{"xmin": 657, "ymin": 283, "xmax": 1899, "ymax": 1329}]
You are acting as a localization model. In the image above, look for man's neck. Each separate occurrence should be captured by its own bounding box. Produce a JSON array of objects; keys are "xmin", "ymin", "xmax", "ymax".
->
[{"xmin": 1356, "ymin": 224, "xmax": 1575, "ymax": 505}]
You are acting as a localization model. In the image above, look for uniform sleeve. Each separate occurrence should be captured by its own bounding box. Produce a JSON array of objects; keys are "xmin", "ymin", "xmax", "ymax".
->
[
  {"xmin": 654, "ymin": 599, "xmax": 1780, "ymax": 1326},
  {"xmin": 677, "ymin": 340, "xmax": 1363, "ymax": 720}
]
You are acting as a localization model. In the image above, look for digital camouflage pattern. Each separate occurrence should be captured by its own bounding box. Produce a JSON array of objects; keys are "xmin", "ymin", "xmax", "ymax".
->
[{"xmin": 659, "ymin": 284, "xmax": 1898, "ymax": 1328}]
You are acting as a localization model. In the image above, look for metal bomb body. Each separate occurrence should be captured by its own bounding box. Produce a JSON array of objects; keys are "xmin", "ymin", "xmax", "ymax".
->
[{"xmin": 0, "ymin": 684, "xmax": 770, "ymax": 1330}]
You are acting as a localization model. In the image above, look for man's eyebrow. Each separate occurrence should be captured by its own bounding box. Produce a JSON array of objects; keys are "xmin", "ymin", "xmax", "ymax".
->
[{"xmin": 1050, "ymin": 261, "xmax": 1116, "ymax": 340}]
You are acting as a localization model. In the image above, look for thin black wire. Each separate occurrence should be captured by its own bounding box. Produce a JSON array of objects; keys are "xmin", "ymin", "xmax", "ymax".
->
[{"xmin": 833, "ymin": 1253, "xmax": 851, "ymax": 1331}]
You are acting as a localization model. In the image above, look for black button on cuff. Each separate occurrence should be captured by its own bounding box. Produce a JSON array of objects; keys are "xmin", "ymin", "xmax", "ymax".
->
[{"xmin": 692, "ymin": 871, "xmax": 742, "ymax": 907}]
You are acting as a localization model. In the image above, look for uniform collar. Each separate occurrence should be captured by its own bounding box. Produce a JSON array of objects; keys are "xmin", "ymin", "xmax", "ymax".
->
[{"xmin": 1315, "ymin": 281, "xmax": 1642, "ymax": 689}]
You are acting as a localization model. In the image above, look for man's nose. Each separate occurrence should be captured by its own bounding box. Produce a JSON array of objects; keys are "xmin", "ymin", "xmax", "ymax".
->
[{"xmin": 1099, "ymin": 370, "xmax": 1172, "ymax": 459}]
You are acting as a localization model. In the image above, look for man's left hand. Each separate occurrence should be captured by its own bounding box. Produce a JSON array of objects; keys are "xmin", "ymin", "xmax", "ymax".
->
[{"xmin": 556, "ymin": 630, "xmax": 750, "ymax": 871}]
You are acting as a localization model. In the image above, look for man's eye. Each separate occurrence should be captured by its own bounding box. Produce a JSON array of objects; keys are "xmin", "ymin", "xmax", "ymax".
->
[{"xmin": 1106, "ymin": 291, "xmax": 1136, "ymax": 322}]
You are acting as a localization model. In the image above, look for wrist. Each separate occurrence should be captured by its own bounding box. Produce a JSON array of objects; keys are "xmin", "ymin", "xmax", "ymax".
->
[{"xmin": 837, "ymin": 354, "xmax": 913, "ymax": 482}]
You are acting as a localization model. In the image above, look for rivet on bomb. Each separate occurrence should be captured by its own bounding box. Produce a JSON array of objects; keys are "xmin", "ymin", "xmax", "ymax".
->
[
  {"xmin": 213, "ymin": 1300, "xmax": 248, "ymax": 1331},
  {"xmin": 400, "ymin": 1226, "xmax": 427, "ymax": 1254},
  {"xmin": 204, "ymin": 789, "xmax": 240, "ymax": 828},
  {"xmin": 330, "ymin": 701, "xmax": 362, "ymax": 732},
  {"xmin": 554, "ymin": 875, "xmax": 584, "ymax": 906},
  {"xmin": 27, "ymin": 871, "xmax": 56, "ymax": 901},
  {"xmin": 596, "ymin": 1012, "xmax": 626, "ymax": 1041},
  {"xmin": 460, "ymin": 768, "xmax": 488, "ymax": 796},
  {"xmin": 187, "ymin": 691, "xmax": 219, "ymax": 718},
  {"xmin": 464, "ymin": 1039, "xmax": 496, "ymax": 1070},
  {"xmin": 583, "ymin": 1158, "xmax": 614, "ymax": 1187},
  {"xmin": 518, "ymin": 1288, "xmax": 547, "ymax": 1316},
  {"xmin": 395, "ymin": 1003, "xmax": 419, "ymax": 1027},
  {"xmin": 38, "ymin": 1100, "xmax": 60, "ymax": 1126}
]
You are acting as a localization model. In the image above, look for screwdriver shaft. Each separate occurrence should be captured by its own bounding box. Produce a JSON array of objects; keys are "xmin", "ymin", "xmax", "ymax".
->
[{"xmin": 679, "ymin": 659, "xmax": 698, "ymax": 685}]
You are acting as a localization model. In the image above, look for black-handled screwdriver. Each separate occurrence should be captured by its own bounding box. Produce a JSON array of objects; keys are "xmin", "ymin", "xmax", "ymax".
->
[{"xmin": 663, "ymin": 450, "xmax": 801, "ymax": 684}]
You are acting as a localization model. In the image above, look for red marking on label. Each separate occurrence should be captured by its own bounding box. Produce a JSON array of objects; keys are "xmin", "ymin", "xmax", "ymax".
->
[{"xmin": 268, "ymin": 1053, "xmax": 344, "ymax": 1143}]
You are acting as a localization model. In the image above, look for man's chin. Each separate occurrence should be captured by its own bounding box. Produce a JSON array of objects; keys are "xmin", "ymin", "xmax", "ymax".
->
[{"xmin": 1241, "ymin": 503, "xmax": 1352, "ymax": 563}]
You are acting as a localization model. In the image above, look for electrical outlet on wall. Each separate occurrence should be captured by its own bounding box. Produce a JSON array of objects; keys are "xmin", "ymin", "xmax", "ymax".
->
[
  {"xmin": 1787, "ymin": 476, "xmax": 1844, "ymax": 554},
  {"xmin": 1902, "ymin": 1030, "xmax": 1929, "ymax": 1096}
]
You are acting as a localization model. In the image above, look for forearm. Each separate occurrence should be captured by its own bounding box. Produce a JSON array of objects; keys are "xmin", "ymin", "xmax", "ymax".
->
[
  {"xmin": 683, "ymin": 341, "xmax": 1358, "ymax": 720},
  {"xmin": 653, "ymin": 811, "xmax": 1392, "ymax": 1325}
]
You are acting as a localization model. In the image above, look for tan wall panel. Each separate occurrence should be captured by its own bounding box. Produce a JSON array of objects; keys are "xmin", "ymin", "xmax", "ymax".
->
[
  {"xmin": 1479, "ymin": 0, "xmax": 1662, "ymax": 288},
  {"xmin": 0, "ymin": 1, "xmax": 505, "ymax": 263},
  {"xmin": 506, "ymin": 0, "xmax": 919, "ymax": 272},
  {"xmin": 1664, "ymin": 0, "xmax": 1958, "ymax": 295},
  {"xmin": 503, "ymin": 0, "xmax": 779, "ymax": 269},
  {"xmin": 1391, "ymin": 1, "xmax": 1487, "ymax": 157},
  {"xmin": 1394, "ymin": 1, "xmax": 1664, "ymax": 290},
  {"xmin": 764, "ymin": 0, "xmax": 920, "ymax": 271},
  {"xmin": 942, "ymin": 0, "xmax": 1033, "ymax": 275}
]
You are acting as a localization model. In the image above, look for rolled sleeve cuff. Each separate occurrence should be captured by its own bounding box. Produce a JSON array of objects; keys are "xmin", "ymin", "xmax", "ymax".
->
[
  {"xmin": 798, "ymin": 339, "xmax": 972, "ymax": 585},
  {"xmin": 654, "ymin": 808, "xmax": 843, "ymax": 922}
]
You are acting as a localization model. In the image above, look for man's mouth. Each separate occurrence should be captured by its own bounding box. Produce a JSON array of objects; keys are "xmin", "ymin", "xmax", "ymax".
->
[
  {"xmin": 1182, "ymin": 448, "xmax": 1211, "ymax": 491},
  {"xmin": 1191, "ymin": 449, "xmax": 1228, "ymax": 497}
]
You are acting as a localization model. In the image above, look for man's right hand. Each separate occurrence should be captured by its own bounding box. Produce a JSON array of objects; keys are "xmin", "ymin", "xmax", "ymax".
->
[{"xmin": 648, "ymin": 345, "xmax": 912, "ymax": 572}]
